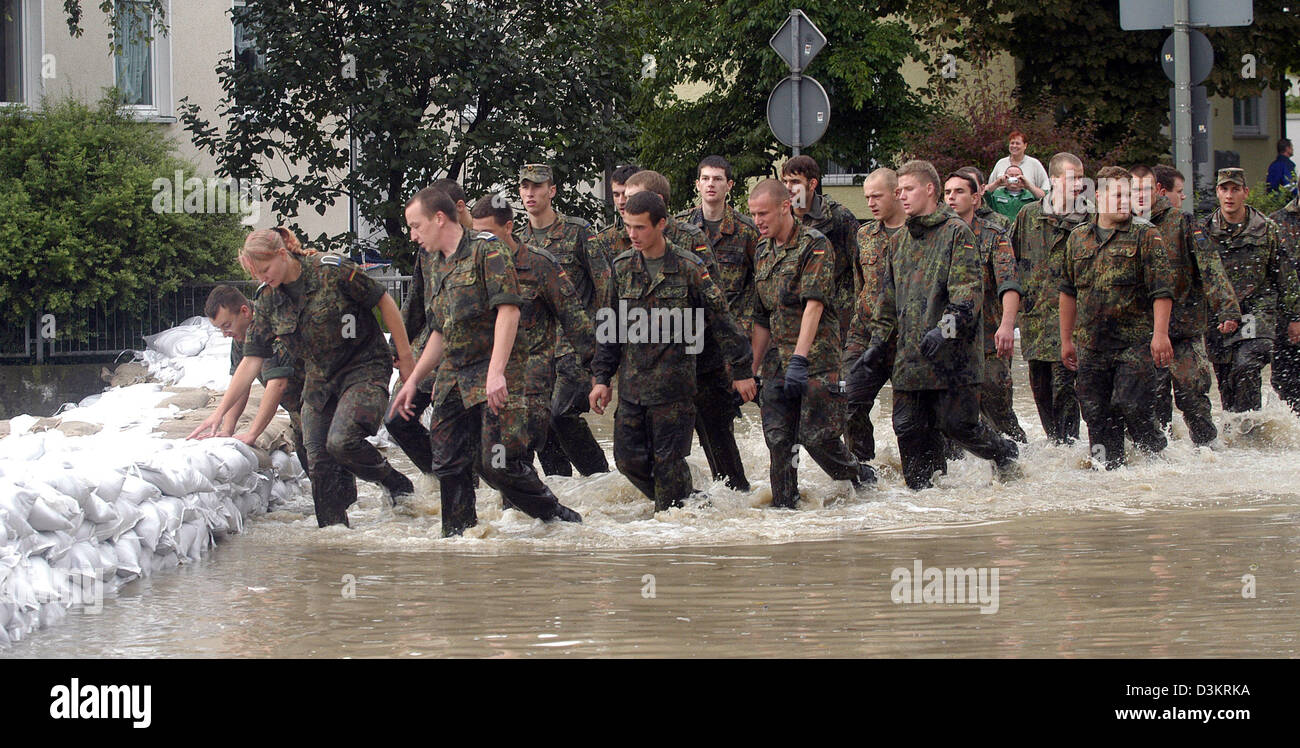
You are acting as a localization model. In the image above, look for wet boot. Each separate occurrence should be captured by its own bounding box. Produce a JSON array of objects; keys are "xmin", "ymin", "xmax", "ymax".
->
[
  {"xmin": 311, "ymin": 461, "xmax": 355, "ymax": 528},
  {"xmin": 438, "ymin": 473, "xmax": 478, "ymax": 538},
  {"xmin": 852, "ymin": 461, "xmax": 877, "ymax": 494},
  {"xmin": 379, "ymin": 468, "xmax": 415, "ymax": 507},
  {"xmin": 551, "ymin": 503, "xmax": 582, "ymax": 523}
]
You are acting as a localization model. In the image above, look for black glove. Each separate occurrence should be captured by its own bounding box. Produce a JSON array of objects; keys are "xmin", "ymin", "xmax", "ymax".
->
[
  {"xmin": 784, "ymin": 355, "xmax": 809, "ymax": 399},
  {"xmin": 920, "ymin": 327, "xmax": 947, "ymax": 360},
  {"xmin": 850, "ymin": 344, "xmax": 885, "ymax": 378}
]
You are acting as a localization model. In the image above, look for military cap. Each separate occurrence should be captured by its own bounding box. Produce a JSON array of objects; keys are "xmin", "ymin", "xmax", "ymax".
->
[
  {"xmin": 1216, "ymin": 167, "xmax": 1247, "ymax": 187},
  {"xmin": 519, "ymin": 164, "xmax": 553, "ymax": 184}
]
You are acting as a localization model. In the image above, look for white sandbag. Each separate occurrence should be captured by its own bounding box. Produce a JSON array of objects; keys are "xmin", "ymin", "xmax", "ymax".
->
[
  {"xmin": 150, "ymin": 551, "xmax": 179, "ymax": 574},
  {"xmin": 2, "ymin": 566, "xmax": 37, "ymax": 612},
  {"xmin": 137, "ymin": 452, "xmax": 215, "ymax": 496},
  {"xmin": 17, "ymin": 532, "xmax": 54, "ymax": 558},
  {"xmin": 56, "ymin": 541, "xmax": 104, "ymax": 581},
  {"xmin": 156, "ymin": 496, "xmax": 185, "ymax": 532},
  {"xmin": 181, "ymin": 448, "xmax": 221, "ymax": 483},
  {"xmin": 118, "ymin": 473, "xmax": 162, "ymax": 505},
  {"xmin": 271, "ymin": 450, "xmax": 299, "ymax": 480},
  {"xmin": 35, "ymin": 530, "xmax": 75, "ymax": 562},
  {"xmin": 25, "ymin": 557, "xmax": 58, "ymax": 602},
  {"xmin": 176, "ymin": 519, "xmax": 210, "ymax": 563},
  {"xmin": 113, "ymin": 532, "xmax": 143, "ymax": 580},
  {"xmin": 0, "ymin": 432, "xmax": 45, "ymax": 461},
  {"xmin": 78, "ymin": 490, "xmax": 119, "ymax": 525},
  {"xmin": 0, "ymin": 480, "xmax": 38, "ymax": 539},
  {"xmin": 0, "ymin": 520, "xmax": 7, "ymax": 546},
  {"xmin": 0, "ymin": 601, "xmax": 13, "ymax": 630},
  {"xmin": 38, "ymin": 599, "xmax": 67, "ymax": 629},
  {"xmin": 206, "ymin": 443, "xmax": 254, "ymax": 482},
  {"xmin": 134, "ymin": 503, "xmax": 164, "ymax": 553},
  {"xmin": 72, "ymin": 521, "xmax": 95, "ymax": 542},
  {"xmin": 26, "ymin": 494, "xmax": 80, "ymax": 533},
  {"xmin": 95, "ymin": 544, "xmax": 119, "ymax": 581},
  {"xmin": 220, "ymin": 496, "xmax": 244, "ymax": 534},
  {"xmin": 108, "ymin": 499, "xmax": 143, "ymax": 541},
  {"xmin": 39, "ymin": 469, "xmax": 93, "ymax": 504},
  {"xmin": 91, "ymin": 468, "xmax": 127, "ymax": 503},
  {"xmin": 270, "ymin": 479, "xmax": 291, "ymax": 505}
]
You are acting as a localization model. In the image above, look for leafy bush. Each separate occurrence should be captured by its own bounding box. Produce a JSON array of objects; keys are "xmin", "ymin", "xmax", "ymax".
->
[
  {"xmin": 0, "ymin": 94, "xmax": 244, "ymax": 340},
  {"xmin": 1246, "ymin": 178, "xmax": 1294, "ymax": 217}
]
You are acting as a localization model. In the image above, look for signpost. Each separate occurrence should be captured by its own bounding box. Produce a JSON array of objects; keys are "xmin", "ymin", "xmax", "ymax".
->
[{"xmin": 767, "ymin": 9, "xmax": 829, "ymax": 156}]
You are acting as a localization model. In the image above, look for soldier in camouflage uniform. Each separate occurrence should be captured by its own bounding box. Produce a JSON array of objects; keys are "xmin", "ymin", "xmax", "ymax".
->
[
  {"xmin": 1010, "ymin": 153, "xmax": 1089, "ymax": 443},
  {"xmin": 1202, "ymin": 168, "xmax": 1300, "ymax": 415},
  {"xmin": 384, "ymin": 178, "xmax": 473, "ymax": 475},
  {"xmin": 1059, "ymin": 167, "xmax": 1174, "ymax": 468},
  {"xmin": 944, "ymin": 171, "xmax": 1026, "ymax": 442},
  {"xmin": 392, "ymin": 188, "xmax": 581, "ymax": 537},
  {"xmin": 1141, "ymin": 166, "xmax": 1241, "ymax": 444},
  {"xmin": 589, "ymin": 191, "xmax": 756, "ymax": 511},
  {"xmin": 782, "ymin": 155, "xmax": 862, "ymax": 336},
  {"xmin": 197, "ymin": 284, "xmax": 309, "ymax": 474},
  {"xmin": 514, "ymin": 164, "xmax": 611, "ymax": 478},
  {"xmin": 855, "ymin": 162, "xmax": 1019, "ymax": 490},
  {"xmin": 592, "ymin": 164, "xmax": 641, "ymax": 267},
  {"xmin": 749, "ymin": 180, "xmax": 875, "ymax": 507},
  {"xmin": 470, "ymin": 196, "xmax": 596, "ymax": 496},
  {"xmin": 843, "ymin": 168, "xmax": 905, "ymax": 462},
  {"xmin": 217, "ymin": 229, "xmax": 416, "ymax": 528},
  {"xmin": 1269, "ymin": 193, "xmax": 1300, "ymax": 414}
]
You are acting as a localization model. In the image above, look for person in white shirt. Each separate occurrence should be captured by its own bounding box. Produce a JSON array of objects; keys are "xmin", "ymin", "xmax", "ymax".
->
[{"xmin": 987, "ymin": 130, "xmax": 1049, "ymax": 197}]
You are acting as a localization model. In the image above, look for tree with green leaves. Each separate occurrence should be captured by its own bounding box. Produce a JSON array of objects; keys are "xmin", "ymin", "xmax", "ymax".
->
[
  {"xmin": 618, "ymin": 0, "xmax": 930, "ymax": 213},
  {"xmin": 176, "ymin": 0, "xmax": 637, "ymax": 267}
]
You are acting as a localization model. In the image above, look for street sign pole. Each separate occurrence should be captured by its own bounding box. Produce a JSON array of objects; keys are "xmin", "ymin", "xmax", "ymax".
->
[
  {"xmin": 1173, "ymin": 0, "xmax": 1193, "ymax": 186},
  {"xmin": 789, "ymin": 10, "xmax": 801, "ymax": 157}
]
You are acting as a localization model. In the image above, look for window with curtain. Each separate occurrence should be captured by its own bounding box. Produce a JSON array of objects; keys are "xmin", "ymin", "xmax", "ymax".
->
[
  {"xmin": 1233, "ymin": 96, "xmax": 1264, "ymax": 137},
  {"xmin": 232, "ymin": 0, "xmax": 265, "ymax": 106},
  {"xmin": 114, "ymin": 0, "xmax": 154, "ymax": 107},
  {"xmin": 1, "ymin": 0, "xmax": 21, "ymax": 104}
]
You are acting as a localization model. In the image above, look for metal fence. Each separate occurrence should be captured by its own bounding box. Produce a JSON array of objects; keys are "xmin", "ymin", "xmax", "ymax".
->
[{"xmin": 1, "ymin": 276, "xmax": 412, "ymax": 363}]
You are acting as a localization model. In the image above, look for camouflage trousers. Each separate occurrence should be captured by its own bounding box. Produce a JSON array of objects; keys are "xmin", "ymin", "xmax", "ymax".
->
[
  {"xmin": 301, "ymin": 381, "xmax": 396, "ymax": 528},
  {"xmin": 1271, "ymin": 339, "xmax": 1300, "ymax": 416},
  {"xmin": 893, "ymin": 385, "xmax": 1018, "ymax": 491},
  {"xmin": 286, "ymin": 407, "xmax": 309, "ymax": 475},
  {"xmin": 760, "ymin": 375, "xmax": 867, "ymax": 508},
  {"xmin": 537, "ymin": 353, "xmax": 609, "ymax": 477},
  {"xmin": 843, "ymin": 340, "xmax": 895, "ymax": 462},
  {"xmin": 1027, "ymin": 359, "xmax": 1080, "ymax": 444},
  {"xmin": 1076, "ymin": 345, "xmax": 1167, "ymax": 469},
  {"xmin": 613, "ymin": 397, "xmax": 696, "ymax": 512},
  {"xmin": 1213, "ymin": 338, "xmax": 1273, "ymax": 413},
  {"xmin": 383, "ymin": 384, "xmax": 433, "ymax": 474},
  {"xmin": 429, "ymin": 385, "xmax": 573, "ymax": 537},
  {"xmin": 1154, "ymin": 336, "xmax": 1217, "ymax": 444},
  {"xmin": 694, "ymin": 366, "xmax": 749, "ymax": 491},
  {"xmin": 981, "ymin": 354, "xmax": 1027, "ymax": 443}
]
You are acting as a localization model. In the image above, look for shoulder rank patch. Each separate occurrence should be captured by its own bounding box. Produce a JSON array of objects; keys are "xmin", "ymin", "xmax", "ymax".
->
[
  {"xmin": 477, "ymin": 231, "xmax": 498, "ymax": 241},
  {"xmin": 319, "ymin": 254, "xmax": 344, "ymax": 266},
  {"xmin": 255, "ymin": 282, "xmax": 269, "ymax": 297}
]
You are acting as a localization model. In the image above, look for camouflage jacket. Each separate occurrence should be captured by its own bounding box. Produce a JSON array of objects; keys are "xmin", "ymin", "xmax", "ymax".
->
[
  {"xmin": 246, "ymin": 254, "xmax": 391, "ymax": 409},
  {"xmin": 1149, "ymin": 195, "xmax": 1240, "ymax": 339},
  {"xmin": 592, "ymin": 243, "xmax": 752, "ymax": 405},
  {"xmin": 868, "ymin": 206, "xmax": 983, "ymax": 390},
  {"xmin": 799, "ymin": 193, "xmax": 859, "ymax": 334},
  {"xmin": 231, "ymin": 330, "xmax": 305, "ymax": 413},
  {"xmin": 676, "ymin": 204, "xmax": 759, "ymax": 332},
  {"xmin": 427, "ymin": 230, "xmax": 523, "ymax": 408},
  {"xmin": 1060, "ymin": 217, "xmax": 1174, "ymax": 351},
  {"xmin": 976, "ymin": 204, "xmax": 1011, "ymax": 231},
  {"xmin": 514, "ymin": 211, "xmax": 608, "ymax": 358},
  {"xmin": 1269, "ymin": 197, "xmax": 1300, "ymax": 336},
  {"xmin": 843, "ymin": 219, "xmax": 902, "ymax": 361},
  {"xmin": 754, "ymin": 225, "xmax": 841, "ymax": 380},
  {"xmin": 1010, "ymin": 200, "xmax": 1090, "ymax": 361},
  {"xmin": 1202, "ymin": 206, "xmax": 1300, "ymax": 349},
  {"xmin": 511, "ymin": 241, "xmax": 596, "ymax": 397},
  {"xmin": 972, "ymin": 216, "xmax": 1022, "ymax": 355}
]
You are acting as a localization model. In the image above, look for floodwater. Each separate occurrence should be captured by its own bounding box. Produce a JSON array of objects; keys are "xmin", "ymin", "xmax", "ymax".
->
[{"xmin": 5, "ymin": 355, "xmax": 1300, "ymax": 657}]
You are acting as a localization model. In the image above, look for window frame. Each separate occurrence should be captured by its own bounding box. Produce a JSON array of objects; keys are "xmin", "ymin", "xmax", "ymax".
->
[
  {"xmin": 113, "ymin": 0, "xmax": 173, "ymax": 121},
  {"xmin": 1, "ymin": 0, "xmax": 45, "ymax": 108}
]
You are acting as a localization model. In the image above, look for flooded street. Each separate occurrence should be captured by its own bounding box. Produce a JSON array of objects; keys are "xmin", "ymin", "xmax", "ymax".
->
[{"xmin": 5, "ymin": 355, "xmax": 1300, "ymax": 657}]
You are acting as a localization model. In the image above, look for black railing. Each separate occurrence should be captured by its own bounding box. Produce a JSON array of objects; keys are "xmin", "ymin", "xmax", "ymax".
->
[{"xmin": 2, "ymin": 276, "xmax": 412, "ymax": 363}]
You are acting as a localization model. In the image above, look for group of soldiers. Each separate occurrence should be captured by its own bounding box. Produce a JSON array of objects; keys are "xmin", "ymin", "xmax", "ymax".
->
[{"xmin": 195, "ymin": 151, "xmax": 1300, "ymax": 536}]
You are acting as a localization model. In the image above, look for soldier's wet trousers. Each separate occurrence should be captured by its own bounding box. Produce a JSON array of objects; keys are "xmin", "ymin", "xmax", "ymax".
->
[
  {"xmin": 760, "ymin": 375, "xmax": 864, "ymax": 508},
  {"xmin": 541, "ymin": 353, "xmax": 609, "ymax": 476},
  {"xmin": 612, "ymin": 397, "xmax": 695, "ymax": 511},
  {"xmin": 1154, "ymin": 336, "xmax": 1217, "ymax": 444},
  {"xmin": 1077, "ymin": 345, "xmax": 1167, "ymax": 469},
  {"xmin": 286, "ymin": 407, "xmax": 309, "ymax": 475},
  {"xmin": 981, "ymin": 355, "xmax": 1027, "ymax": 442},
  {"xmin": 893, "ymin": 386, "xmax": 1018, "ymax": 490},
  {"xmin": 1269, "ymin": 339, "xmax": 1300, "ymax": 416},
  {"xmin": 1213, "ymin": 338, "xmax": 1273, "ymax": 413},
  {"xmin": 383, "ymin": 384, "xmax": 433, "ymax": 473},
  {"xmin": 844, "ymin": 349, "xmax": 893, "ymax": 462},
  {"xmin": 1028, "ymin": 359, "xmax": 1080, "ymax": 443},
  {"xmin": 693, "ymin": 367, "xmax": 749, "ymax": 491},
  {"xmin": 301, "ymin": 381, "xmax": 396, "ymax": 527}
]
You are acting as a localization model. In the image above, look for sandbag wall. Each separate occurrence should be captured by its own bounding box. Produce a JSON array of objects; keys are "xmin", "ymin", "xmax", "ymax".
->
[{"xmin": 0, "ymin": 434, "xmax": 308, "ymax": 646}]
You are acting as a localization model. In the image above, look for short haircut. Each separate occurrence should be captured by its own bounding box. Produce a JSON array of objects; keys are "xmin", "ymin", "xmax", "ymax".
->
[
  {"xmin": 625, "ymin": 169, "xmax": 672, "ymax": 203},
  {"xmin": 1008, "ymin": 130, "xmax": 1026, "ymax": 142},
  {"xmin": 1096, "ymin": 165, "xmax": 1132, "ymax": 188},
  {"xmin": 864, "ymin": 167, "xmax": 898, "ymax": 191},
  {"xmin": 749, "ymin": 178, "xmax": 790, "ymax": 205},
  {"xmin": 407, "ymin": 186, "xmax": 458, "ymax": 221},
  {"xmin": 698, "ymin": 155, "xmax": 732, "ymax": 181},
  {"xmin": 897, "ymin": 159, "xmax": 942, "ymax": 195},
  {"xmin": 781, "ymin": 155, "xmax": 821, "ymax": 184},
  {"xmin": 205, "ymin": 285, "xmax": 250, "ymax": 319},
  {"xmin": 1129, "ymin": 164, "xmax": 1155, "ymax": 181},
  {"xmin": 1048, "ymin": 152, "xmax": 1084, "ymax": 178},
  {"xmin": 431, "ymin": 177, "xmax": 467, "ymax": 205},
  {"xmin": 611, "ymin": 164, "xmax": 642, "ymax": 185},
  {"xmin": 1280, "ymin": 138, "xmax": 1293, "ymax": 155},
  {"xmin": 1153, "ymin": 164, "xmax": 1184, "ymax": 191},
  {"xmin": 624, "ymin": 190, "xmax": 668, "ymax": 225},
  {"xmin": 958, "ymin": 166, "xmax": 986, "ymax": 188},
  {"xmin": 945, "ymin": 171, "xmax": 978, "ymax": 195},
  {"xmin": 470, "ymin": 195, "xmax": 514, "ymax": 226}
]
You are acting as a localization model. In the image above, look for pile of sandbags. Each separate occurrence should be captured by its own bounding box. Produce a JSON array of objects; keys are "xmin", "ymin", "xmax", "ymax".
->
[
  {"xmin": 0, "ymin": 433, "xmax": 307, "ymax": 646},
  {"xmin": 137, "ymin": 317, "xmax": 232, "ymax": 390}
]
